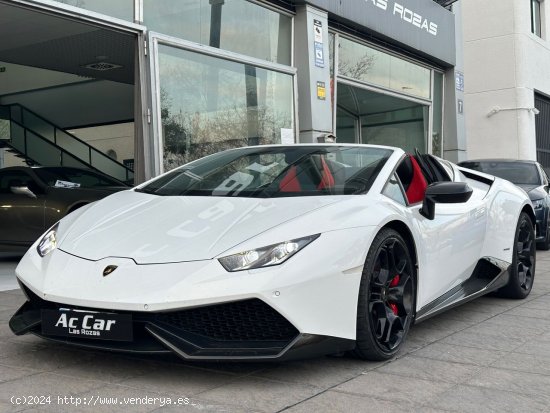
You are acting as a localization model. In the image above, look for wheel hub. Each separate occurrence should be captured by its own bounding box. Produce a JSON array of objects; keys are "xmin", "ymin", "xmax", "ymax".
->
[
  {"xmin": 368, "ymin": 239, "xmax": 413, "ymax": 353},
  {"xmin": 516, "ymin": 218, "xmax": 535, "ymax": 291}
]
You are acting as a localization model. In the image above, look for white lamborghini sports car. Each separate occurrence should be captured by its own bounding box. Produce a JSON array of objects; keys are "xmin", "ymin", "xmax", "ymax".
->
[{"xmin": 10, "ymin": 144, "xmax": 536, "ymax": 361}]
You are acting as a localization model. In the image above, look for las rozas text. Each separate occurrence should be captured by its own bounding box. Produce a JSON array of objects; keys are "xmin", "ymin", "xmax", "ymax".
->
[{"xmin": 368, "ymin": 0, "xmax": 438, "ymax": 36}]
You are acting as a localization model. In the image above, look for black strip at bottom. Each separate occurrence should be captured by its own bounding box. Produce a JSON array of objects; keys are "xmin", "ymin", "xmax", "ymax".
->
[{"xmin": 415, "ymin": 257, "xmax": 511, "ymax": 323}]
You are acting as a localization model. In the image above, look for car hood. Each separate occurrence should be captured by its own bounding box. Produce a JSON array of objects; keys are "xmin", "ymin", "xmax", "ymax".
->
[
  {"xmin": 57, "ymin": 191, "xmax": 342, "ymax": 264},
  {"xmin": 517, "ymin": 184, "xmax": 547, "ymax": 201}
]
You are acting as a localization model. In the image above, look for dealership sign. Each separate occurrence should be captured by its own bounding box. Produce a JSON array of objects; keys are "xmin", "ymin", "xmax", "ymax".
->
[
  {"xmin": 41, "ymin": 309, "xmax": 133, "ymax": 341},
  {"xmin": 367, "ymin": 0, "xmax": 438, "ymax": 36},
  {"xmin": 305, "ymin": 0, "xmax": 455, "ymax": 65}
]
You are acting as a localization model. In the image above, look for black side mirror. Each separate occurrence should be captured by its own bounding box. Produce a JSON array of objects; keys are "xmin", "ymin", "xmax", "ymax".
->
[{"xmin": 420, "ymin": 182, "xmax": 473, "ymax": 220}]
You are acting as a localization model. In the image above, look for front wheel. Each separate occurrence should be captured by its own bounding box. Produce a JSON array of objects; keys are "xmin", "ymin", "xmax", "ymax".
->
[
  {"xmin": 353, "ymin": 228, "xmax": 416, "ymax": 361},
  {"xmin": 498, "ymin": 212, "xmax": 536, "ymax": 299}
]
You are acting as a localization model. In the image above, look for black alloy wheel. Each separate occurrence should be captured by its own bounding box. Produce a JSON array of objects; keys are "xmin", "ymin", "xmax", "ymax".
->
[
  {"xmin": 354, "ymin": 228, "xmax": 415, "ymax": 360},
  {"xmin": 498, "ymin": 212, "xmax": 536, "ymax": 299},
  {"xmin": 515, "ymin": 215, "xmax": 536, "ymax": 292}
]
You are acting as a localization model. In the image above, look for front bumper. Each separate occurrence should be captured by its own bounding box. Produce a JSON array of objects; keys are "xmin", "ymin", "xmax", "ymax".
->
[
  {"xmin": 15, "ymin": 227, "xmax": 375, "ymax": 341},
  {"xmin": 10, "ymin": 282, "xmax": 354, "ymax": 361},
  {"xmin": 11, "ymin": 227, "xmax": 378, "ymax": 360}
]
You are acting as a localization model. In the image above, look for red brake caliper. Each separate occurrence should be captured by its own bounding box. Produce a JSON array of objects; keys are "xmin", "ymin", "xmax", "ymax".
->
[{"xmin": 389, "ymin": 275, "xmax": 400, "ymax": 315}]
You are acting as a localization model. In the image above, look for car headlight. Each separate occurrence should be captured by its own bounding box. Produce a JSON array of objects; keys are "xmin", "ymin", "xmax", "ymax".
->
[
  {"xmin": 533, "ymin": 199, "xmax": 545, "ymax": 209},
  {"xmin": 218, "ymin": 234, "xmax": 320, "ymax": 272},
  {"xmin": 37, "ymin": 223, "xmax": 59, "ymax": 257}
]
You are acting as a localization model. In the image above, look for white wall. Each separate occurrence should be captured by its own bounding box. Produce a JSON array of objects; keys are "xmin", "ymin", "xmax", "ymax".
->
[
  {"xmin": 0, "ymin": 81, "xmax": 134, "ymax": 129},
  {"xmin": 68, "ymin": 123, "xmax": 135, "ymax": 165},
  {"xmin": 463, "ymin": 0, "xmax": 550, "ymax": 160}
]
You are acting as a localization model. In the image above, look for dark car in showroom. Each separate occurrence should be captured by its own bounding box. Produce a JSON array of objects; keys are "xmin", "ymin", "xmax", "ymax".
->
[
  {"xmin": 459, "ymin": 159, "xmax": 550, "ymax": 249},
  {"xmin": 0, "ymin": 166, "xmax": 129, "ymax": 253}
]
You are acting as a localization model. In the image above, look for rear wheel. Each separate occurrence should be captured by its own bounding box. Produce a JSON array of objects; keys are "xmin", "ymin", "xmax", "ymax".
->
[
  {"xmin": 353, "ymin": 229, "xmax": 415, "ymax": 361},
  {"xmin": 497, "ymin": 212, "xmax": 536, "ymax": 299}
]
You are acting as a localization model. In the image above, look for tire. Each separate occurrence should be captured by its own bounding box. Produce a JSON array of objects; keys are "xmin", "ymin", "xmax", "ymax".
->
[
  {"xmin": 353, "ymin": 228, "xmax": 416, "ymax": 361},
  {"xmin": 497, "ymin": 212, "xmax": 536, "ymax": 299}
]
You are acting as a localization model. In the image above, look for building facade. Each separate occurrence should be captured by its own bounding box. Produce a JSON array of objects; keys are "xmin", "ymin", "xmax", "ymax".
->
[
  {"xmin": 0, "ymin": 0, "xmax": 464, "ymax": 183},
  {"xmin": 463, "ymin": 0, "xmax": 550, "ymax": 167}
]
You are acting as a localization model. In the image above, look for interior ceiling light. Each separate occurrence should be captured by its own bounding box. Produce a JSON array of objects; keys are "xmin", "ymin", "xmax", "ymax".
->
[{"xmin": 83, "ymin": 62, "xmax": 122, "ymax": 71}]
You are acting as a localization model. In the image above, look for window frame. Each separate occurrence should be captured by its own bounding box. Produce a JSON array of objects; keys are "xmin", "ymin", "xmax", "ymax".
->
[
  {"xmin": 382, "ymin": 172, "xmax": 408, "ymax": 206},
  {"xmin": 148, "ymin": 32, "xmax": 297, "ymax": 176},
  {"xmin": 329, "ymin": 30, "xmax": 445, "ymax": 156},
  {"xmin": 383, "ymin": 155, "xmax": 412, "ymax": 207},
  {"xmin": 532, "ymin": 0, "xmax": 543, "ymax": 38}
]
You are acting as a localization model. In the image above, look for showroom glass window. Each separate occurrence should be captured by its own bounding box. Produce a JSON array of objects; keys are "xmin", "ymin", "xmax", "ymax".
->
[
  {"xmin": 144, "ymin": 0, "xmax": 292, "ymax": 65},
  {"xmin": 532, "ymin": 0, "xmax": 542, "ymax": 37},
  {"xmin": 337, "ymin": 37, "xmax": 431, "ymax": 100},
  {"xmin": 332, "ymin": 34, "xmax": 442, "ymax": 155},
  {"xmin": 157, "ymin": 45, "xmax": 294, "ymax": 171},
  {"xmin": 52, "ymin": 0, "xmax": 134, "ymax": 21}
]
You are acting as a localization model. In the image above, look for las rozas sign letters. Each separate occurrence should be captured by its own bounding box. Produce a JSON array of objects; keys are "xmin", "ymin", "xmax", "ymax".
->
[{"xmin": 367, "ymin": 0, "xmax": 438, "ymax": 36}]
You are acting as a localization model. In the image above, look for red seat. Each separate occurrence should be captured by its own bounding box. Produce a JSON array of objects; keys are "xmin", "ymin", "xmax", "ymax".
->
[
  {"xmin": 279, "ymin": 157, "xmax": 335, "ymax": 192},
  {"xmin": 279, "ymin": 166, "xmax": 302, "ymax": 192},
  {"xmin": 406, "ymin": 155, "xmax": 428, "ymax": 204},
  {"xmin": 317, "ymin": 157, "xmax": 335, "ymax": 190}
]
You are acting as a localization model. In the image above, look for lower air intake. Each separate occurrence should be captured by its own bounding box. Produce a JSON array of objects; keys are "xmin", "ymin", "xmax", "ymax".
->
[{"xmin": 155, "ymin": 299, "xmax": 298, "ymax": 342}]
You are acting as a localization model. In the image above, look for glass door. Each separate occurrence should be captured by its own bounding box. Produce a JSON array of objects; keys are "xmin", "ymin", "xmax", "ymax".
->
[{"xmin": 336, "ymin": 81, "xmax": 430, "ymax": 153}]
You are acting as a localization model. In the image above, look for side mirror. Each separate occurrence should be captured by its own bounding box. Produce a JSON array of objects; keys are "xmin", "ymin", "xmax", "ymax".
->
[
  {"xmin": 420, "ymin": 182, "xmax": 473, "ymax": 220},
  {"xmin": 10, "ymin": 186, "xmax": 37, "ymax": 199}
]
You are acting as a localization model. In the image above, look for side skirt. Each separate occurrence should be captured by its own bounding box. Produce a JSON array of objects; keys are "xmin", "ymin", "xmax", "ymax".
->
[{"xmin": 415, "ymin": 257, "xmax": 511, "ymax": 323}]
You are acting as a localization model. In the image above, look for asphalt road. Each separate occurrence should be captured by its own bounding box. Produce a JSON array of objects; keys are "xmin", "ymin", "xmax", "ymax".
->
[{"xmin": 1, "ymin": 254, "xmax": 550, "ymax": 412}]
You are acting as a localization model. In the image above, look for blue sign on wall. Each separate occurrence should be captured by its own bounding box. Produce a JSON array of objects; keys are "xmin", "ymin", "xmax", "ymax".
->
[
  {"xmin": 314, "ymin": 42, "xmax": 324, "ymax": 68},
  {"xmin": 455, "ymin": 71, "xmax": 464, "ymax": 92}
]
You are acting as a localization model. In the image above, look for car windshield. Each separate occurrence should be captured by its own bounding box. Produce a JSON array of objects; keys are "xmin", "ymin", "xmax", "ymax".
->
[
  {"xmin": 460, "ymin": 161, "xmax": 541, "ymax": 185},
  {"xmin": 34, "ymin": 167, "xmax": 125, "ymax": 188},
  {"xmin": 137, "ymin": 146, "xmax": 393, "ymax": 198}
]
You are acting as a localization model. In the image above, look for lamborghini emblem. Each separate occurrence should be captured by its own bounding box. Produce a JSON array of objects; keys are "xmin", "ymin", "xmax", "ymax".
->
[{"xmin": 103, "ymin": 265, "xmax": 118, "ymax": 277}]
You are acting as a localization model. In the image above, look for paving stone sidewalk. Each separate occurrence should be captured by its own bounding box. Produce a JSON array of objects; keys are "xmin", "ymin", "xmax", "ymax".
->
[{"xmin": 1, "ymin": 253, "xmax": 550, "ymax": 413}]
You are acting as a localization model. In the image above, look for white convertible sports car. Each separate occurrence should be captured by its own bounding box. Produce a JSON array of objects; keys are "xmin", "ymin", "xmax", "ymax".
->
[{"xmin": 10, "ymin": 144, "xmax": 536, "ymax": 361}]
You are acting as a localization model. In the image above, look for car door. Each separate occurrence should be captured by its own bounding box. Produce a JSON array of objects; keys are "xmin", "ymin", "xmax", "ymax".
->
[
  {"xmin": 399, "ymin": 157, "xmax": 489, "ymax": 310},
  {"xmin": 0, "ymin": 170, "xmax": 45, "ymax": 245}
]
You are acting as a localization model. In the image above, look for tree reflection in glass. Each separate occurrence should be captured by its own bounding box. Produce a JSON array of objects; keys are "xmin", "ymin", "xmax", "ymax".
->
[{"xmin": 159, "ymin": 47, "xmax": 294, "ymax": 171}]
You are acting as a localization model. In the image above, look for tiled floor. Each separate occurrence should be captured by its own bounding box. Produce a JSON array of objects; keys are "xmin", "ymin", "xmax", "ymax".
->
[{"xmin": 1, "ymin": 253, "xmax": 550, "ymax": 412}]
